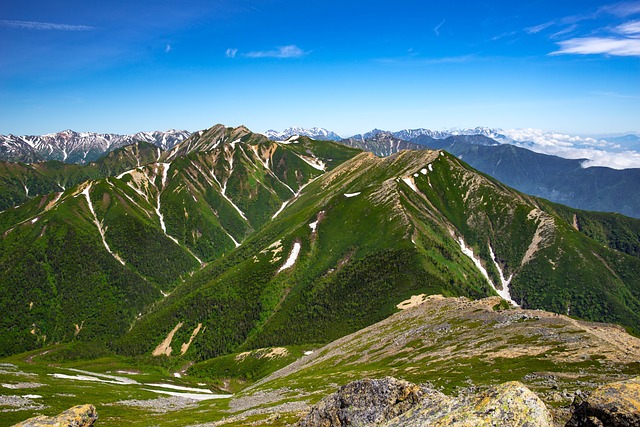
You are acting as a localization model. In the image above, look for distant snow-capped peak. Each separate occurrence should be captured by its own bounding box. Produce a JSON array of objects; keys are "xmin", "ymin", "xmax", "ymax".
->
[
  {"xmin": 0, "ymin": 129, "xmax": 191, "ymax": 164},
  {"xmin": 263, "ymin": 127, "xmax": 342, "ymax": 141}
]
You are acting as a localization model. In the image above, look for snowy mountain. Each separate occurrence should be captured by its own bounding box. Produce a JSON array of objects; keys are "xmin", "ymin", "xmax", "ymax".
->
[
  {"xmin": 0, "ymin": 129, "xmax": 191, "ymax": 164},
  {"xmin": 349, "ymin": 127, "xmax": 504, "ymax": 142},
  {"xmin": 263, "ymin": 127, "xmax": 342, "ymax": 141}
]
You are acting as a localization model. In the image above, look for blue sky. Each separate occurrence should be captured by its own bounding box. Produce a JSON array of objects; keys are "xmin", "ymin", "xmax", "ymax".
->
[{"xmin": 1, "ymin": 0, "xmax": 639, "ymax": 137}]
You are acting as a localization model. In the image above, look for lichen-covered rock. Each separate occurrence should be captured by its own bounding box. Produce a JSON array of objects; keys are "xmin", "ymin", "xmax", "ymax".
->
[
  {"xmin": 297, "ymin": 378, "xmax": 553, "ymax": 427},
  {"xmin": 295, "ymin": 377, "xmax": 424, "ymax": 426},
  {"xmin": 11, "ymin": 404, "xmax": 98, "ymax": 427},
  {"xmin": 386, "ymin": 381, "xmax": 552, "ymax": 427},
  {"xmin": 566, "ymin": 376, "xmax": 640, "ymax": 427}
]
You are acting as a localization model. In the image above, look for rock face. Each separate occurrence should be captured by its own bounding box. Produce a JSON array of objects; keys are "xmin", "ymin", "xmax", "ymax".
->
[
  {"xmin": 296, "ymin": 377, "xmax": 423, "ymax": 427},
  {"xmin": 12, "ymin": 404, "xmax": 98, "ymax": 427},
  {"xmin": 388, "ymin": 381, "xmax": 553, "ymax": 427},
  {"xmin": 296, "ymin": 378, "xmax": 553, "ymax": 427},
  {"xmin": 566, "ymin": 376, "xmax": 640, "ymax": 427}
]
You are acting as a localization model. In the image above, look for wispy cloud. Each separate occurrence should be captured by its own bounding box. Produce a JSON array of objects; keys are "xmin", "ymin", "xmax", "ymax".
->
[
  {"xmin": 550, "ymin": 24, "xmax": 578, "ymax": 38},
  {"xmin": 0, "ymin": 19, "xmax": 94, "ymax": 31},
  {"xmin": 616, "ymin": 19, "xmax": 640, "ymax": 34},
  {"xmin": 525, "ymin": 22, "xmax": 554, "ymax": 34},
  {"xmin": 491, "ymin": 31, "xmax": 517, "ymax": 41},
  {"xmin": 551, "ymin": 37, "xmax": 640, "ymax": 56},
  {"xmin": 225, "ymin": 48, "xmax": 238, "ymax": 58},
  {"xmin": 376, "ymin": 54, "xmax": 478, "ymax": 65},
  {"xmin": 600, "ymin": 1, "xmax": 640, "ymax": 17},
  {"xmin": 165, "ymin": 44, "xmax": 172, "ymax": 53},
  {"xmin": 433, "ymin": 19, "xmax": 446, "ymax": 36},
  {"xmin": 244, "ymin": 45, "xmax": 306, "ymax": 58}
]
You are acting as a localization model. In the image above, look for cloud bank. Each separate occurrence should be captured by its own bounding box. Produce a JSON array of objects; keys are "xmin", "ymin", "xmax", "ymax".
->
[{"xmin": 499, "ymin": 128, "xmax": 640, "ymax": 169}]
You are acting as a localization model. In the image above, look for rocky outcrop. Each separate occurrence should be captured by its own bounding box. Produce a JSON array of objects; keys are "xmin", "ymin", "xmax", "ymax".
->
[
  {"xmin": 296, "ymin": 377, "xmax": 553, "ymax": 427},
  {"xmin": 12, "ymin": 404, "xmax": 97, "ymax": 427},
  {"xmin": 566, "ymin": 376, "xmax": 640, "ymax": 427},
  {"xmin": 388, "ymin": 381, "xmax": 552, "ymax": 427},
  {"xmin": 296, "ymin": 377, "xmax": 423, "ymax": 427}
]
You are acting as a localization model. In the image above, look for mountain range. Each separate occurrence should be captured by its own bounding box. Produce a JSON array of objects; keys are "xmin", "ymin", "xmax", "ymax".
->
[
  {"xmin": 263, "ymin": 127, "xmax": 343, "ymax": 142},
  {"xmin": 2, "ymin": 122, "xmax": 640, "ymax": 426},
  {"xmin": 0, "ymin": 129, "xmax": 190, "ymax": 164},
  {"xmin": 339, "ymin": 130, "xmax": 640, "ymax": 219},
  {"xmin": 2, "ymin": 123, "xmax": 640, "ymax": 360}
]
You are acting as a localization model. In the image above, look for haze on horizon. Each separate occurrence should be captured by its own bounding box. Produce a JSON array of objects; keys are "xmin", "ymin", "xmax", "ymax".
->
[{"xmin": 1, "ymin": 0, "xmax": 639, "ymax": 139}]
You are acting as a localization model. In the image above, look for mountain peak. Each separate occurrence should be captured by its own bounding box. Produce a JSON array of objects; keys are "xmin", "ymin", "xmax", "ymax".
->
[{"xmin": 263, "ymin": 127, "xmax": 342, "ymax": 141}]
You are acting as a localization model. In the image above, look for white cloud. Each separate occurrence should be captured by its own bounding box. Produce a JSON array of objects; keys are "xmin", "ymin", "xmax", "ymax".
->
[
  {"xmin": 498, "ymin": 128, "xmax": 640, "ymax": 169},
  {"xmin": 165, "ymin": 44, "xmax": 172, "ymax": 53},
  {"xmin": 616, "ymin": 19, "xmax": 640, "ymax": 34},
  {"xmin": 550, "ymin": 24, "xmax": 578, "ymax": 38},
  {"xmin": 0, "ymin": 19, "xmax": 93, "ymax": 31},
  {"xmin": 525, "ymin": 22, "xmax": 554, "ymax": 34},
  {"xmin": 244, "ymin": 45, "xmax": 306, "ymax": 58},
  {"xmin": 225, "ymin": 48, "xmax": 238, "ymax": 58},
  {"xmin": 551, "ymin": 36, "xmax": 640, "ymax": 56},
  {"xmin": 600, "ymin": 1, "xmax": 640, "ymax": 17},
  {"xmin": 433, "ymin": 19, "xmax": 445, "ymax": 36}
]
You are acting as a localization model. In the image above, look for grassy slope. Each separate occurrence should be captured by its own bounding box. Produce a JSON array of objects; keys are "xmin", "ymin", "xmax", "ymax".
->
[
  {"xmin": 0, "ymin": 132, "xmax": 361, "ymax": 358},
  {"xmin": 116, "ymin": 149, "xmax": 640, "ymax": 367},
  {"xmin": 0, "ymin": 141, "xmax": 161, "ymax": 211}
]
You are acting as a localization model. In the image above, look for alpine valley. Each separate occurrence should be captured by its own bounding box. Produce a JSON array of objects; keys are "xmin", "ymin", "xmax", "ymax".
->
[{"xmin": 1, "ymin": 123, "xmax": 640, "ymax": 427}]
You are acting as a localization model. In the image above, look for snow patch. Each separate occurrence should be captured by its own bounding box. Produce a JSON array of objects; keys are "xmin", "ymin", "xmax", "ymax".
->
[
  {"xmin": 297, "ymin": 154, "xmax": 326, "ymax": 171},
  {"xmin": 272, "ymin": 201, "xmax": 289, "ymax": 219},
  {"xmin": 428, "ymin": 163, "xmax": 434, "ymax": 172},
  {"xmin": 401, "ymin": 177, "xmax": 418, "ymax": 193},
  {"xmin": 278, "ymin": 135, "xmax": 300, "ymax": 144},
  {"xmin": 457, "ymin": 237, "xmax": 491, "ymax": 285},
  {"xmin": 489, "ymin": 245, "xmax": 518, "ymax": 307},
  {"xmin": 278, "ymin": 242, "xmax": 301, "ymax": 272},
  {"xmin": 143, "ymin": 389, "xmax": 231, "ymax": 401},
  {"xmin": 309, "ymin": 220, "xmax": 318, "ymax": 232},
  {"xmin": 344, "ymin": 192, "xmax": 361, "ymax": 198},
  {"xmin": 82, "ymin": 183, "xmax": 125, "ymax": 265},
  {"xmin": 50, "ymin": 373, "xmax": 137, "ymax": 386},
  {"xmin": 420, "ymin": 168, "xmax": 428, "ymax": 175},
  {"xmin": 116, "ymin": 169, "xmax": 136, "ymax": 179},
  {"xmin": 146, "ymin": 383, "xmax": 212, "ymax": 394},
  {"xmin": 457, "ymin": 236, "xmax": 518, "ymax": 306}
]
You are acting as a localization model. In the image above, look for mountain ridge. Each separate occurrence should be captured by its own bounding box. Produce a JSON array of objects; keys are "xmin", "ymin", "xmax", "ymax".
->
[
  {"xmin": 263, "ymin": 127, "xmax": 342, "ymax": 142},
  {"xmin": 0, "ymin": 129, "xmax": 190, "ymax": 164}
]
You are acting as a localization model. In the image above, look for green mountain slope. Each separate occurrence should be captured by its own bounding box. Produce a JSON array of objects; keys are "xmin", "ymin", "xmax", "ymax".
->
[
  {"xmin": 0, "ymin": 125, "xmax": 361, "ymax": 357},
  {"xmin": 0, "ymin": 141, "xmax": 163, "ymax": 211},
  {"xmin": 114, "ymin": 148, "xmax": 640, "ymax": 366},
  {"xmin": 411, "ymin": 135, "xmax": 640, "ymax": 219}
]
